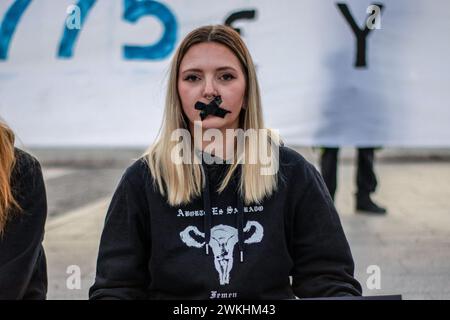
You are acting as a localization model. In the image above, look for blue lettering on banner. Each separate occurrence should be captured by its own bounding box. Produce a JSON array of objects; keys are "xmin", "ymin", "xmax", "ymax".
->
[
  {"xmin": 58, "ymin": 0, "xmax": 97, "ymax": 58},
  {"xmin": 0, "ymin": 0, "xmax": 32, "ymax": 60},
  {"xmin": 123, "ymin": 0, "xmax": 177, "ymax": 60},
  {"xmin": 0, "ymin": 0, "xmax": 177, "ymax": 61}
]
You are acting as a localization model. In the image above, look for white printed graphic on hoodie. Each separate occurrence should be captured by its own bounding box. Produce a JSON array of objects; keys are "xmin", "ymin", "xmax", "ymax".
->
[{"xmin": 180, "ymin": 221, "xmax": 264, "ymax": 285}]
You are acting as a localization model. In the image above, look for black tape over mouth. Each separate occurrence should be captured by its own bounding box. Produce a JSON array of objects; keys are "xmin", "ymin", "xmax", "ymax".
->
[{"xmin": 194, "ymin": 96, "xmax": 231, "ymax": 120}]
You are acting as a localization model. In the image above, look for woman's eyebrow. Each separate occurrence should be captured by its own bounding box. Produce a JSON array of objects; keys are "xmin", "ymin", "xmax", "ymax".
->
[
  {"xmin": 181, "ymin": 66, "xmax": 237, "ymax": 74},
  {"xmin": 216, "ymin": 66, "xmax": 237, "ymax": 72}
]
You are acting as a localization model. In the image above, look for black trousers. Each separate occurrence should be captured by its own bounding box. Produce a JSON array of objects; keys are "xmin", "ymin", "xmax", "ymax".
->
[{"xmin": 320, "ymin": 148, "xmax": 377, "ymax": 200}]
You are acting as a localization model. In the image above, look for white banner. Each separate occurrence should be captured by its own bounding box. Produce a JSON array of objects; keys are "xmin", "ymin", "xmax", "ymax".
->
[{"xmin": 1, "ymin": 0, "xmax": 449, "ymax": 147}]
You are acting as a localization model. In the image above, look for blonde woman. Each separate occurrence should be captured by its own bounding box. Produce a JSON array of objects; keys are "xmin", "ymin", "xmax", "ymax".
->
[
  {"xmin": 0, "ymin": 121, "xmax": 47, "ymax": 299},
  {"xmin": 90, "ymin": 25, "xmax": 361, "ymax": 300}
]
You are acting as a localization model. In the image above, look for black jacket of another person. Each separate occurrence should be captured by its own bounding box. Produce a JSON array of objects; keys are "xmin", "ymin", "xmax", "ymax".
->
[{"xmin": 0, "ymin": 149, "xmax": 47, "ymax": 299}]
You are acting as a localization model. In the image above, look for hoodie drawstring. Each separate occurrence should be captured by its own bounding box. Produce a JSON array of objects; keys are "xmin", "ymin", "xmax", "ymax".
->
[
  {"xmin": 237, "ymin": 193, "xmax": 245, "ymax": 263},
  {"xmin": 203, "ymin": 166, "xmax": 212, "ymax": 256}
]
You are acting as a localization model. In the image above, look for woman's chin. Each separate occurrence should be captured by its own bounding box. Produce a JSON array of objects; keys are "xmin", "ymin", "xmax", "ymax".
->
[{"xmin": 196, "ymin": 117, "xmax": 229, "ymax": 130}]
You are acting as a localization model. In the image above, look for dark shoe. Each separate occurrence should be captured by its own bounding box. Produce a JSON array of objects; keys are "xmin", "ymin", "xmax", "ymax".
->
[{"xmin": 356, "ymin": 196, "xmax": 387, "ymax": 214}]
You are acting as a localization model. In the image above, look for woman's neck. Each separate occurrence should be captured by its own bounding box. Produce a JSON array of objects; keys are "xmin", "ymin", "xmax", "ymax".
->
[{"xmin": 191, "ymin": 121, "xmax": 238, "ymax": 163}]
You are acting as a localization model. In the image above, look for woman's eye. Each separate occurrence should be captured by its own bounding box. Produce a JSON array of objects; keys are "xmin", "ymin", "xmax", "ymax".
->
[
  {"xmin": 220, "ymin": 73, "xmax": 235, "ymax": 81},
  {"xmin": 184, "ymin": 75, "xmax": 199, "ymax": 82}
]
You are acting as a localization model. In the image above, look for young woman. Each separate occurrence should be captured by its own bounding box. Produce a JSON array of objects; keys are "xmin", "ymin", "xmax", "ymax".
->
[
  {"xmin": 0, "ymin": 121, "xmax": 48, "ymax": 299},
  {"xmin": 90, "ymin": 25, "xmax": 362, "ymax": 300}
]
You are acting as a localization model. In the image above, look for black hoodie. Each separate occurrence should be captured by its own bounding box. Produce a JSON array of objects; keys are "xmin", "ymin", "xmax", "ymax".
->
[
  {"xmin": 0, "ymin": 149, "xmax": 48, "ymax": 300},
  {"xmin": 89, "ymin": 146, "xmax": 362, "ymax": 299}
]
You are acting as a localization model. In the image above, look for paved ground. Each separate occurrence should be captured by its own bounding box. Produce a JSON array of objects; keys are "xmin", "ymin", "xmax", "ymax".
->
[{"xmin": 39, "ymin": 147, "xmax": 450, "ymax": 300}]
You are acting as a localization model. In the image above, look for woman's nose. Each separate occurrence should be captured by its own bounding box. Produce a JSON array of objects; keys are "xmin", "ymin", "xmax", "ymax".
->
[{"xmin": 203, "ymin": 77, "xmax": 218, "ymax": 99}]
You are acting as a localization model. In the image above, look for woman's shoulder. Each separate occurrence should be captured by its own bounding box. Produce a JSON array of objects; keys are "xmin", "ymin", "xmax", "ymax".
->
[
  {"xmin": 12, "ymin": 148, "xmax": 43, "ymax": 182},
  {"xmin": 121, "ymin": 156, "xmax": 152, "ymax": 187},
  {"xmin": 278, "ymin": 145, "xmax": 320, "ymax": 182},
  {"xmin": 279, "ymin": 145, "xmax": 313, "ymax": 168},
  {"xmin": 10, "ymin": 148, "xmax": 46, "ymax": 217}
]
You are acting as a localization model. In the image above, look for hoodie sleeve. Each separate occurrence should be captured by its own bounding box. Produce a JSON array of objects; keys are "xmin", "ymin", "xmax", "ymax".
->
[
  {"xmin": 290, "ymin": 161, "xmax": 362, "ymax": 298},
  {"xmin": 89, "ymin": 165, "xmax": 151, "ymax": 300},
  {"xmin": 0, "ymin": 153, "xmax": 47, "ymax": 300}
]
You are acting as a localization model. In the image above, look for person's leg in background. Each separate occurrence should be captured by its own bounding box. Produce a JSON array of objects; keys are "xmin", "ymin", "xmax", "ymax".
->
[
  {"xmin": 356, "ymin": 147, "xmax": 387, "ymax": 214},
  {"xmin": 320, "ymin": 147, "xmax": 339, "ymax": 200}
]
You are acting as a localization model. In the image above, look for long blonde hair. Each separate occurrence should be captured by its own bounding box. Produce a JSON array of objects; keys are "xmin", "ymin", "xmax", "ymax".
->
[
  {"xmin": 0, "ymin": 121, "xmax": 20, "ymax": 236},
  {"xmin": 146, "ymin": 25, "xmax": 280, "ymax": 206}
]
